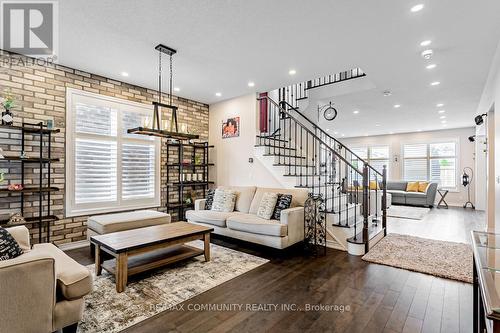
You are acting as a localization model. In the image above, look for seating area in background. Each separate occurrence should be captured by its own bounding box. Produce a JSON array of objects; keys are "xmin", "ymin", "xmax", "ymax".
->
[{"xmin": 386, "ymin": 181, "xmax": 438, "ymax": 208}]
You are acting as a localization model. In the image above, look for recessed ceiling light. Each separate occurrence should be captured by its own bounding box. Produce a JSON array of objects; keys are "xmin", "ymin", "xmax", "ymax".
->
[
  {"xmin": 215, "ymin": 92, "xmax": 222, "ymax": 97},
  {"xmin": 121, "ymin": 72, "xmax": 129, "ymax": 77},
  {"xmin": 442, "ymin": 124, "xmax": 448, "ymax": 127},
  {"xmin": 436, "ymin": 103, "xmax": 444, "ymax": 107},
  {"xmin": 353, "ymin": 110, "xmax": 360, "ymax": 114},
  {"xmin": 426, "ymin": 64, "xmax": 437, "ymax": 69},
  {"xmin": 438, "ymin": 110, "xmax": 446, "ymax": 114},
  {"xmin": 389, "ymin": 132, "xmax": 394, "ymax": 135},
  {"xmin": 326, "ymin": 128, "xmax": 330, "ymax": 131},
  {"xmin": 334, "ymin": 131, "xmax": 338, "ymax": 135},
  {"xmin": 394, "ymin": 104, "xmax": 401, "ymax": 108},
  {"xmin": 430, "ymin": 81, "xmax": 441, "ymax": 86},
  {"xmin": 421, "ymin": 49, "xmax": 433, "ymax": 60},
  {"xmin": 375, "ymin": 124, "xmax": 381, "ymax": 127},
  {"xmin": 440, "ymin": 115, "xmax": 446, "ymax": 119},
  {"xmin": 364, "ymin": 134, "xmax": 369, "ymax": 137},
  {"xmin": 417, "ymin": 129, "xmax": 422, "ymax": 132},
  {"xmin": 441, "ymin": 120, "xmax": 447, "ymax": 124},
  {"xmin": 173, "ymin": 87, "xmax": 180, "ymax": 92},
  {"xmin": 248, "ymin": 81, "xmax": 255, "ymax": 87},
  {"xmin": 288, "ymin": 69, "xmax": 296, "ymax": 75},
  {"xmin": 420, "ymin": 40, "xmax": 432, "ymax": 47},
  {"xmin": 411, "ymin": 4, "xmax": 424, "ymax": 12},
  {"xmin": 341, "ymin": 134, "xmax": 345, "ymax": 137}
]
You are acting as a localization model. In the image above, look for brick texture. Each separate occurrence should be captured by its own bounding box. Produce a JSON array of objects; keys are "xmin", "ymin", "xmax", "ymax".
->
[{"xmin": 0, "ymin": 52, "xmax": 209, "ymax": 245}]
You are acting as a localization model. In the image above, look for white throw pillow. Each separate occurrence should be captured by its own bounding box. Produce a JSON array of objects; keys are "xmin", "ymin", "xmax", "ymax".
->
[
  {"xmin": 211, "ymin": 189, "xmax": 237, "ymax": 212},
  {"xmin": 256, "ymin": 192, "xmax": 278, "ymax": 220}
]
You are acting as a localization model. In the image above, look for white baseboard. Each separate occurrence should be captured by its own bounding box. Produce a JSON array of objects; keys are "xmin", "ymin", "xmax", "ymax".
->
[{"xmin": 58, "ymin": 240, "xmax": 89, "ymax": 251}]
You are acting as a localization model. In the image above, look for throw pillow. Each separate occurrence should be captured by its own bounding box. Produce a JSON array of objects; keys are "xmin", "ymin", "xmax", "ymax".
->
[
  {"xmin": 0, "ymin": 227, "xmax": 23, "ymax": 261},
  {"xmin": 272, "ymin": 194, "xmax": 292, "ymax": 220},
  {"xmin": 211, "ymin": 189, "xmax": 237, "ymax": 212},
  {"xmin": 406, "ymin": 181, "xmax": 419, "ymax": 192},
  {"xmin": 205, "ymin": 189, "xmax": 216, "ymax": 210},
  {"xmin": 418, "ymin": 182, "xmax": 429, "ymax": 193},
  {"xmin": 256, "ymin": 192, "xmax": 278, "ymax": 220},
  {"xmin": 369, "ymin": 181, "xmax": 380, "ymax": 190}
]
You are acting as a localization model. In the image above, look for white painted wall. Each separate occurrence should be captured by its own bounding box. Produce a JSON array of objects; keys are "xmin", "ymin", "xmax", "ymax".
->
[
  {"xmin": 340, "ymin": 127, "xmax": 476, "ymax": 207},
  {"xmin": 476, "ymin": 38, "xmax": 500, "ymax": 231},
  {"xmin": 209, "ymin": 93, "xmax": 283, "ymax": 187}
]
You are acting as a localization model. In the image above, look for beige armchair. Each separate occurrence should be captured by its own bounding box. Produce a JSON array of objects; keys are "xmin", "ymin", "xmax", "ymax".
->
[{"xmin": 0, "ymin": 226, "xmax": 93, "ymax": 333}]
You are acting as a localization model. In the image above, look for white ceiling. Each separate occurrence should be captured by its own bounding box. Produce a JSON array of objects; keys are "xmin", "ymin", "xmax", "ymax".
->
[{"xmin": 59, "ymin": 0, "xmax": 500, "ymax": 136}]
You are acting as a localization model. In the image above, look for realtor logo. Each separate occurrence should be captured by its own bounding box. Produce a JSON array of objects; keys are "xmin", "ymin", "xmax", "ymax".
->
[{"xmin": 1, "ymin": 1, "xmax": 58, "ymax": 59}]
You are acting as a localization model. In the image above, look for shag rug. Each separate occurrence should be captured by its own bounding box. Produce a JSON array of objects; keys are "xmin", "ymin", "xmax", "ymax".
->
[
  {"xmin": 387, "ymin": 205, "xmax": 430, "ymax": 220},
  {"xmin": 77, "ymin": 241, "xmax": 268, "ymax": 333},
  {"xmin": 362, "ymin": 233, "xmax": 473, "ymax": 283}
]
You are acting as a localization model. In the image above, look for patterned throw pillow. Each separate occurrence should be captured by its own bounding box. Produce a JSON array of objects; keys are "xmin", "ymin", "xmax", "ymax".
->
[
  {"xmin": 272, "ymin": 194, "xmax": 292, "ymax": 220},
  {"xmin": 0, "ymin": 227, "xmax": 23, "ymax": 261},
  {"xmin": 205, "ymin": 189, "xmax": 216, "ymax": 210},
  {"xmin": 256, "ymin": 192, "xmax": 279, "ymax": 220},
  {"xmin": 211, "ymin": 189, "xmax": 237, "ymax": 212}
]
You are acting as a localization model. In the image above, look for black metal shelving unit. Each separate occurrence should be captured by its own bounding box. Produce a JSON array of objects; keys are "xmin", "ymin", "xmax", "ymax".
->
[
  {"xmin": 0, "ymin": 122, "xmax": 60, "ymax": 243},
  {"xmin": 166, "ymin": 141, "xmax": 214, "ymax": 220}
]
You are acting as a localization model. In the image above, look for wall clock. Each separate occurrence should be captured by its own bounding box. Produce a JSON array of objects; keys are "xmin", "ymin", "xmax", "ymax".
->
[{"xmin": 319, "ymin": 102, "xmax": 338, "ymax": 121}]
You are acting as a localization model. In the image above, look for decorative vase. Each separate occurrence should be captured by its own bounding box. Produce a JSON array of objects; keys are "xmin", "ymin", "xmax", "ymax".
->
[{"xmin": 1, "ymin": 108, "xmax": 13, "ymax": 126}]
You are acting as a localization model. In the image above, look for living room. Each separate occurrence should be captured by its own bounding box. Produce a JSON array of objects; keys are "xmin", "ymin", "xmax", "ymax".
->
[{"xmin": 1, "ymin": 1, "xmax": 500, "ymax": 333}]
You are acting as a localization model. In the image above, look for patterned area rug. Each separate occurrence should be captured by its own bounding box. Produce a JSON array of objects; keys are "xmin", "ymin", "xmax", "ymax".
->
[
  {"xmin": 387, "ymin": 205, "xmax": 430, "ymax": 220},
  {"xmin": 78, "ymin": 241, "xmax": 268, "ymax": 333},
  {"xmin": 362, "ymin": 233, "xmax": 473, "ymax": 283}
]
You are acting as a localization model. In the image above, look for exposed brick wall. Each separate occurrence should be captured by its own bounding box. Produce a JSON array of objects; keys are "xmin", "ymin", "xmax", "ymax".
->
[{"xmin": 0, "ymin": 52, "xmax": 209, "ymax": 245}]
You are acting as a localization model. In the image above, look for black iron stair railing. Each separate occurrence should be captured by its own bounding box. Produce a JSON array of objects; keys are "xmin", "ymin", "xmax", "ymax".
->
[{"xmin": 257, "ymin": 95, "xmax": 387, "ymax": 252}]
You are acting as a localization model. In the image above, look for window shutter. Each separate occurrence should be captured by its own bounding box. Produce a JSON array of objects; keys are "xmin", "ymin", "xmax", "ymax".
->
[
  {"xmin": 122, "ymin": 143, "xmax": 156, "ymax": 199},
  {"xmin": 75, "ymin": 139, "xmax": 117, "ymax": 204},
  {"xmin": 404, "ymin": 159, "xmax": 428, "ymax": 181}
]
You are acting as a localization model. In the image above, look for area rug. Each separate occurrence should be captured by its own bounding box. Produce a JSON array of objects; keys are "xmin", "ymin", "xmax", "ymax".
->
[
  {"xmin": 77, "ymin": 241, "xmax": 269, "ymax": 333},
  {"xmin": 387, "ymin": 205, "xmax": 430, "ymax": 220},
  {"xmin": 362, "ymin": 233, "xmax": 473, "ymax": 283}
]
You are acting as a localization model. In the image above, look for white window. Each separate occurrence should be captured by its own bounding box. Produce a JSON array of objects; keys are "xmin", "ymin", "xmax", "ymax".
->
[
  {"xmin": 403, "ymin": 141, "xmax": 458, "ymax": 189},
  {"xmin": 66, "ymin": 89, "xmax": 160, "ymax": 217},
  {"xmin": 350, "ymin": 146, "xmax": 389, "ymax": 179}
]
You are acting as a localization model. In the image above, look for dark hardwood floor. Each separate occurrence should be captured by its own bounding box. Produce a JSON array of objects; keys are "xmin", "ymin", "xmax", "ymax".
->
[{"xmin": 66, "ymin": 207, "xmax": 484, "ymax": 333}]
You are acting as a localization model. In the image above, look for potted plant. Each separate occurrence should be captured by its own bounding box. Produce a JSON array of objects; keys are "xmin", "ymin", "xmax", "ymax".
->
[{"xmin": 1, "ymin": 93, "xmax": 15, "ymax": 126}]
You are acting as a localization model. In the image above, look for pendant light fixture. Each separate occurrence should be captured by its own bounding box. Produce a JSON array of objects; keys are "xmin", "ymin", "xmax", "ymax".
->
[{"xmin": 127, "ymin": 44, "xmax": 199, "ymax": 140}]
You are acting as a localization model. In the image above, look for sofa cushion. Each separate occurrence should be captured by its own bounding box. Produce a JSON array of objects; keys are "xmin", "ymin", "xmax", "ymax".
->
[
  {"xmin": 226, "ymin": 215, "xmax": 287, "ymax": 237},
  {"xmin": 186, "ymin": 210, "xmax": 242, "ymax": 227},
  {"xmin": 387, "ymin": 181, "xmax": 408, "ymax": 191},
  {"xmin": 405, "ymin": 192, "xmax": 427, "ymax": 198},
  {"xmin": 33, "ymin": 243, "xmax": 92, "ymax": 300},
  {"xmin": 87, "ymin": 210, "xmax": 171, "ymax": 234},
  {"xmin": 211, "ymin": 189, "xmax": 237, "ymax": 212},
  {"xmin": 205, "ymin": 189, "xmax": 216, "ymax": 210},
  {"xmin": 5, "ymin": 225, "xmax": 30, "ymax": 252},
  {"xmin": 387, "ymin": 190, "xmax": 407, "ymax": 197},
  {"xmin": 0, "ymin": 227, "xmax": 23, "ymax": 260},
  {"xmin": 217, "ymin": 186, "xmax": 256, "ymax": 213},
  {"xmin": 249, "ymin": 187, "xmax": 308, "ymax": 214},
  {"xmin": 256, "ymin": 192, "xmax": 278, "ymax": 219},
  {"xmin": 273, "ymin": 194, "xmax": 292, "ymax": 220}
]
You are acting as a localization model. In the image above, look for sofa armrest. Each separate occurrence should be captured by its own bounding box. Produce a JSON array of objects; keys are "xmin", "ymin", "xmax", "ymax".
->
[
  {"xmin": 0, "ymin": 253, "xmax": 56, "ymax": 333},
  {"xmin": 5, "ymin": 225, "xmax": 31, "ymax": 252},
  {"xmin": 280, "ymin": 207, "xmax": 305, "ymax": 244},
  {"xmin": 426, "ymin": 183, "xmax": 438, "ymax": 206},
  {"xmin": 195, "ymin": 199, "xmax": 206, "ymax": 211}
]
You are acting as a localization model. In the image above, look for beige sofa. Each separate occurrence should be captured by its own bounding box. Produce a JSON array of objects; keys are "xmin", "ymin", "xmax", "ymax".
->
[
  {"xmin": 0, "ymin": 226, "xmax": 93, "ymax": 333},
  {"xmin": 186, "ymin": 186, "xmax": 308, "ymax": 249}
]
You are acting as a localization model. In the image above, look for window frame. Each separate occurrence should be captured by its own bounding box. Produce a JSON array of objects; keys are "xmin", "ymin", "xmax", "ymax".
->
[
  {"xmin": 401, "ymin": 139, "xmax": 459, "ymax": 191},
  {"xmin": 350, "ymin": 145, "xmax": 390, "ymax": 178},
  {"xmin": 65, "ymin": 88, "xmax": 161, "ymax": 217}
]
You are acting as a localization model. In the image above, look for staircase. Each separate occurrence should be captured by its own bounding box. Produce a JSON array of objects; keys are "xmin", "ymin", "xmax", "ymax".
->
[{"xmin": 256, "ymin": 85, "xmax": 387, "ymax": 255}]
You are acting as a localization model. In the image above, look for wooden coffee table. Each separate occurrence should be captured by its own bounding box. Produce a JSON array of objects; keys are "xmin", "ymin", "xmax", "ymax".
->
[{"xmin": 90, "ymin": 222, "xmax": 213, "ymax": 292}]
